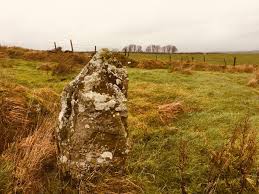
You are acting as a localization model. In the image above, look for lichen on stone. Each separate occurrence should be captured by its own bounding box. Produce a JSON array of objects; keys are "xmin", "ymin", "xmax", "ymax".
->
[{"xmin": 56, "ymin": 49, "xmax": 129, "ymax": 183}]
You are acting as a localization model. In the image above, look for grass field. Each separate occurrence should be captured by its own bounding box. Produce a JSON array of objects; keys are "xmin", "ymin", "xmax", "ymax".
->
[
  {"xmin": 129, "ymin": 53, "xmax": 259, "ymax": 65},
  {"xmin": 1, "ymin": 56, "xmax": 259, "ymax": 193}
]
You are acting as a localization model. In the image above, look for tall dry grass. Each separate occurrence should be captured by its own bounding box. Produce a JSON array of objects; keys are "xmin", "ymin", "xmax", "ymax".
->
[
  {"xmin": 0, "ymin": 83, "xmax": 34, "ymax": 153},
  {"xmin": 169, "ymin": 60, "xmax": 257, "ymax": 74},
  {"xmin": 0, "ymin": 75, "xmax": 62, "ymax": 193},
  {"xmin": 137, "ymin": 60, "xmax": 167, "ymax": 69},
  {"xmin": 204, "ymin": 117, "xmax": 258, "ymax": 193},
  {"xmin": 0, "ymin": 82, "xmax": 59, "ymax": 153},
  {"xmin": 2, "ymin": 117, "xmax": 57, "ymax": 193},
  {"xmin": 0, "ymin": 46, "xmax": 92, "ymax": 75}
]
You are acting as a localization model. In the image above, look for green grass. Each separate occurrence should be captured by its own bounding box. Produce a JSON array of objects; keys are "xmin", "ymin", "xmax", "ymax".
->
[
  {"xmin": 127, "ymin": 68, "xmax": 259, "ymax": 193},
  {"xmin": 0, "ymin": 58, "xmax": 79, "ymax": 93},
  {"xmin": 1, "ymin": 58, "xmax": 259, "ymax": 193},
  {"xmin": 129, "ymin": 53, "xmax": 259, "ymax": 65}
]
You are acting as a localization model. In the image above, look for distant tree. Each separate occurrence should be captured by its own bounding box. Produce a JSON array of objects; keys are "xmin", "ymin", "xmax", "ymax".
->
[
  {"xmin": 123, "ymin": 44, "xmax": 177, "ymax": 53},
  {"xmin": 161, "ymin": 46, "xmax": 166, "ymax": 53},
  {"xmin": 122, "ymin": 46, "xmax": 128, "ymax": 52},
  {"xmin": 155, "ymin": 45, "xmax": 161, "ymax": 53},
  {"xmin": 136, "ymin": 45, "xmax": 142, "ymax": 52},
  {"xmin": 146, "ymin": 45, "xmax": 152, "ymax": 52},
  {"xmin": 128, "ymin": 44, "xmax": 135, "ymax": 52},
  {"xmin": 146, "ymin": 45, "xmax": 161, "ymax": 53},
  {"xmin": 122, "ymin": 44, "xmax": 142, "ymax": 52},
  {"xmin": 171, "ymin": 45, "xmax": 178, "ymax": 53},
  {"xmin": 161, "ymin": 45, "xmax": 178, "ymax": 53}
]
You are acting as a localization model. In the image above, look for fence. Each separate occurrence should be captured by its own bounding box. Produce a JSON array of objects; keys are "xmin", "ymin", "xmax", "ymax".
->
[{"xmin": 1, "ymin": 40, "xmax": 257, "ymax": 66}]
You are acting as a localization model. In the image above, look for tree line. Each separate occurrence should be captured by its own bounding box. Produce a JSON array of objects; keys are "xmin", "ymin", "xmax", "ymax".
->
[{"xmin": 122, "ymin": 44, "xmax": 178, "ymax": 53}]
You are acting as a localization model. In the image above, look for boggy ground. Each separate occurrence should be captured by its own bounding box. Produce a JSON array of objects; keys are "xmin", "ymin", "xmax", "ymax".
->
[{"xmin": 0, "ymin": 51, "xmax": 259, "ymax": 193}]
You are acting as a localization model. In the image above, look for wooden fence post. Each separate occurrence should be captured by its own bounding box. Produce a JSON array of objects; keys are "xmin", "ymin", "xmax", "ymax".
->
[
  {"xmin": 169, "ymin": 55, "xmax": 172, "ymax": 62},
  {"xmin": 233, "ymin": 57, "xmax": 236, "ymax": 66},
  {"xmin": 203, "ymin": 55, "xmax": 206, "ymax": 63},
  {"xmin": 94, "ymin": 46, "xmax": 97, "ymax": 54},
  {"xmin": 70, "ymin": 40, "xmax": 74, "ymax": 52},
  {"xmin": 124, "ymin": 49, "xmax": 127, "ymax": 56},
  {"xmin": 156, "ymin": 55, "xmax": 158, "ymax": 61},
  {"xmin": 54, "ymin": 42, "xmax": 57, "ymax": 50}
]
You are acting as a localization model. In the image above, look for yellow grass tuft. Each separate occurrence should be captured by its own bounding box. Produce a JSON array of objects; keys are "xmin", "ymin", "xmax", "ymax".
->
[
  {"xmin": 158, "ymin": 102, "xmax": 184, "ymax": 124},
  {"xmin": 247, "ymin": 71, "xmax": 259, "ymax": 87}
]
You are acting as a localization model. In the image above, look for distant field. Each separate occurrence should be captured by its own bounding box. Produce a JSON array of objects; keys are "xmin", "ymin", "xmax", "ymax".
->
[{"xmin": 129, "ymin": 53, "xmax": 259, "ymax": 65}]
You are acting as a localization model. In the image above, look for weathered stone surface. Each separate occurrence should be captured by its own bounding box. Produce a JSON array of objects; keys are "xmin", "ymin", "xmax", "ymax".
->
[{"xmin": 56, "ymin": 49, "xmax": 129, "ymax": 180}]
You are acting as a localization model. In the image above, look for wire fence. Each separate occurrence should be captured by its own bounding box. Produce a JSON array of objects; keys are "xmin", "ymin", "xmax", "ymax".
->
[{"xmin": 1, "ymin": 40, "xmax": 259, "ymax": 65}]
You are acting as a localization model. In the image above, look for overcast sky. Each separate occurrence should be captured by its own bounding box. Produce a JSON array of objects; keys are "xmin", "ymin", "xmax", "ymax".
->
[{"xmin": 1, "ymin": 0, "xmax": 259, "ymax": 52}]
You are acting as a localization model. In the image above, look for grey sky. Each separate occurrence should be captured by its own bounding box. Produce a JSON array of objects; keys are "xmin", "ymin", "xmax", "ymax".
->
[{"xmin": 1, "ymin": 0, "xmax": 259, "ymax": 52}]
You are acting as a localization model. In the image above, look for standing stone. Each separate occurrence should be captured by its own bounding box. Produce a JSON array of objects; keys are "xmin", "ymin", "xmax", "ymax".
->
[{"xmin": 56, "ymin": 49, "xmax": 129, "ymax": 182}]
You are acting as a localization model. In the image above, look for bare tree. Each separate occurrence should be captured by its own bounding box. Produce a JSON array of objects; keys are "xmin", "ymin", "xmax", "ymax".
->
[
  {"xmin": 146, "ymin": 45, "xmax": 152, "ymax": 52},
  {"xmin": 136, "ymin": 45, "xmax": 142, "ymax": 52},
  {"xmin": 124, "ymin": 44, "xmax": 177, "ymax": 53},
  {"xmin": 122, "ymin": 44, "xmax": 142, "ymax": 52},
  {"xmin": 146, "ymin": 44, "xmax": 161, "ymax": 53},
  {"xmin": 162, "ymin": 45, "xmax": 178, "ymax": 53}
]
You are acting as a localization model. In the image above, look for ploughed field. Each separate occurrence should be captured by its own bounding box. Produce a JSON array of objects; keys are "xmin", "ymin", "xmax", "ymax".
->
[{"xmin": 0, "ymin": 53, "xmax": 259, "ymax": 193}]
